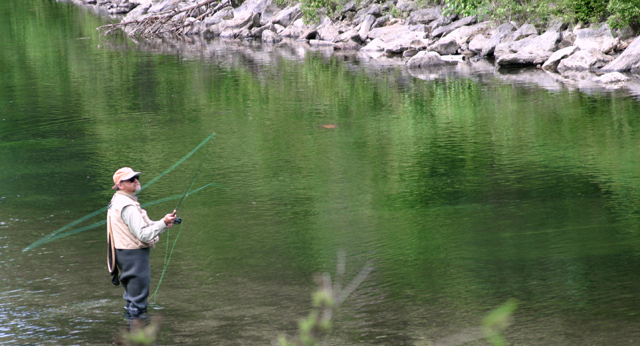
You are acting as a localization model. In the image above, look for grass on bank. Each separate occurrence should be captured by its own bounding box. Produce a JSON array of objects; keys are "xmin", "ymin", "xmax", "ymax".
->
[{"xmin": 279, "ymin": 0, "xmax": 640, "ymax": 32}]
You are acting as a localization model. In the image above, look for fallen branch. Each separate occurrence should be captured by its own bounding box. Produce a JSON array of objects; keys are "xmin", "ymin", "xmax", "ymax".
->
[{"xmin": 98, "ymin": 0, "xmax": 229, "ymax": 38}]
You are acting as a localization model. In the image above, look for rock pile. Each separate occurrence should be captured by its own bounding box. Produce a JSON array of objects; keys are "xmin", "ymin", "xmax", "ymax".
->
[{"xmin": 79, "ymin": 0, "xmax": 640, "ymax": 86}]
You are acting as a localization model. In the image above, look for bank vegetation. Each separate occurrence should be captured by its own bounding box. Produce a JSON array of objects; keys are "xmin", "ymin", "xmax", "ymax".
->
[
  {"xmin": 85, "ymin": 0, "xmax": 640, "ymax": 91},
  {"xmin": 295, "ymin": 0, "xmax": 640, "ymax": 30}
]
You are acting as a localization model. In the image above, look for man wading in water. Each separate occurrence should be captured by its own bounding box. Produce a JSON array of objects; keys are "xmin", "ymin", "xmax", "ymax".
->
[{"xmin": 107, "ymin": 167, "xmax": 177, "ymax": 319}]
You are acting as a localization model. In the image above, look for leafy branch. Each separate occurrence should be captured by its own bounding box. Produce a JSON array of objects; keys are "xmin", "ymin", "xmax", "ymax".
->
[{"xmin": 279, "ymin": 252, "xmax": 373, "ymax": 346}]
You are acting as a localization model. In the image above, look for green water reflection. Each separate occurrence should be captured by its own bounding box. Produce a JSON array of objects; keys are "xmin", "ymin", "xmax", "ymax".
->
[{"xmin": 3, "ymin": 0, "xmax": 640, "ymax": 345}]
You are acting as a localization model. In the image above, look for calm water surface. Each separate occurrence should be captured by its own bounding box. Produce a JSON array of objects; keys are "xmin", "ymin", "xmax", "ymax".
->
[{"xmin": 3, "ymin": 1, "xmax": 640, "ymax": 345}]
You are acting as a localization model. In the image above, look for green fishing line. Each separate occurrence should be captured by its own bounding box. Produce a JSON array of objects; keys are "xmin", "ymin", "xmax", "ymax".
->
[
  {"xmin": 23, "ymin": 183, "xmax": 225, "ymax": 250},
  {"xmin": 150, "ymin": 160, "xmax": 206, "ymax": 305},
  {"xmin": 22, "ymin": 132, "xmax": 216, "ymax": 253}
]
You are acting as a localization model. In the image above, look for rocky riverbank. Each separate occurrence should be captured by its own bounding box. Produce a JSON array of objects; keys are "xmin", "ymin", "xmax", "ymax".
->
[{"xmin": 68, "ymin": 0, "xmax": 640, "ymax": 93}]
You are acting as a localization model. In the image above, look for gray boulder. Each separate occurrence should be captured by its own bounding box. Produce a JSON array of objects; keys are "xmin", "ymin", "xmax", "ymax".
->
[
  {"xmin": 407, "ymin": 8, "xmax": 440, "ymax": 25},
  {"xmin": 279, "ymin": 18, "xmax": 316, "ymax": 38},
  {"xmin": 427, "ymin": 14, "xmax": 453, "ymax": 34},
  {"xmin": 251, "ymin": 23, "xmax": 275, "ymax": 37},
  {"xmin": 558, "ymin": 29, "xmax": 576, "ymax": 49},
  {"xmin": 557, "ymin": 49, "xmax": 613, "ymax": 73},
  {"xmin": 431, "ymin": 16, "xmax": 476, "ymax": 38},
  {"xmin": 147, "ymin": 0, "xmax": 180, "ymax": 14},
  {"xmin": 542, "ymin": 46, "xmax": 578, "ymax": 72},
  {"xmin": 593, "ymin": 72, "xmax": 630, "ymax": 84},
  {"xmin": 406, "ymin": 51, "xmax": 450, "ymax": 68},
  {"xmin": 317, "ymin": 17, "xmax": 341, "ymax": 42},
  {"xmin": 220, "ymin": 12, "xmax": 261, "ymax": 38},
  {"xmin": 601, "ymin": 35, "xmax": 640, "ymax": 72},
  {"xmin": 358, "ymin": 14, "xmax": 377, "ymax": 42},
  {"xmin": 204, "ymin": 6, "xmax": 234, "ymax": 26},
  {"xmin": 395, "ymin": 0, "xmax": 415, "ymax": 12},
  {"xmin": 403, "ymin": 49, "xmax": 420, "ymax": 58},
  {"xmin": 481, "ymin": 23, "xmax": 515, "ymax": 57},
  {"xmin": 353, "ymin": 4, "xmax": 381, "ymax": 25},
  {"xmin": 122, "ymin": 2, "xmax": 150, "ymax": 22},
  {"xmin": 509, "ymin": 23, "xmax": 537, "ymax": 41},
  {"xmin": 373, "ymin": 14, "xmax": 392, "ymax": 29},
  {"xmin": 384, "ymin": 37, "xmax": 428, "ymax": 54},
  {"xmin": 468, "ymin": 33, "xmax": 488, "ymax": 54},
  {"xmin": 495, "ymin": 29, "xmax": 561, "ymax": 67},
  {"xmin": 365, "ymin": 4, "xmax": 381, "ymax": 16},
  {"xmin": 430, "ymin": 37, "xmax": 458, "ymax": 55},
  {"xmin": 368, "ymin": 23, "xmax": 425, "ymax": 41},
  {"xmin": 335, "ymin": 28, "xmax": 360, "ymax": 43},
  {"xmin": 271, "ymin": 4, "xmax": 301, "ymax": 27},
  {"xmin": 334, "ymin": 40, "xmax": 362, "ymax": 50},
  {"xmin": 203, "ymin": 22, "xmax": 223, "ymax": 37},
  {"xmin": 262, "ymin": 29, "xmax": 282, "ymax": 43},
  {"xmin": 274, "ymin": 23, "xmax": 285, "ymax": 33},
  {"xmin": 360, "ymin": 37, "xmax": 385, "ymax": 52},
  {"xmin": 339, "ymin": 1, "xmax": 356, "ymax": 14},
  {"xmin": 574, "ymin": 24, "xmax": 616, "ymax": 53},
  {"xmin": 362, "ymin": 32, "xmax": 428, "ymax": 54},
  {"xmin": 496, "ymin": 52, "xmax": 549, "ymax": 67},
  {"xmin": 233, "ymin": 0, "xmax": 272, "ymax": 18},
  {"xmin": 440, "ymin": 21, "xmax": 491, "ymax": 46}
]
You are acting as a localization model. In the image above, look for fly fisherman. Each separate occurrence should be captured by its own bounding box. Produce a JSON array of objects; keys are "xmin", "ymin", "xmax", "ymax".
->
[{"xmin": 107, "ymin": 167, "xmax": 177, "ymax": 319}]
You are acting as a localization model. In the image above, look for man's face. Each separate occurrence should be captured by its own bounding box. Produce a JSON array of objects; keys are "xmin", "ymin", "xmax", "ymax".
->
[{"xmin": 118, "ymin": 176, "xmax": 141, "ymax": 194}]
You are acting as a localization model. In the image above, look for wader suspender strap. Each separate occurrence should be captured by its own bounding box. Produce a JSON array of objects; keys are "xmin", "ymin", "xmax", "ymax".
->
[{"xmin": 107, "ymin": 208, "xmax": 120, "ymax": 286}]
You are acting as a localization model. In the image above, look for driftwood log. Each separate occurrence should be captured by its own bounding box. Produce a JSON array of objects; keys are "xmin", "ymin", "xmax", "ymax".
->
[{"xmin": 98, "ymin": 0, "xmax": 230, "ymax": 37}]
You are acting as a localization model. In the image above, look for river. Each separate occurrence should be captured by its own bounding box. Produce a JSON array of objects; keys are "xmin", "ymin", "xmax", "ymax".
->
[{"xmin": 3, "ymin": 0, "xmax": 640, "ymax": 345}]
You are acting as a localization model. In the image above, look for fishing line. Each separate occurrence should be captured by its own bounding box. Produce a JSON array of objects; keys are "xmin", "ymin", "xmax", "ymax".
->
[
  {"xmin": 149, "ymin": 160, "xmax": 206, "ymax": 305},
  {"xmin": 174, "ymin": 163, "xmax": 204, "ymax": 213},
  {"xmin": 139, "ymin": 132, "xmax": 216, "ymax": 192},
  {"xmin": 22, "ymin": 132, "xmax": 216, "ymax": 253},
  {"xmin": 21, "ymin": 183, "xmax": 226, "ymax": 251},
  {"xmin": 157, "ymin": 160, "xmax": 205, "ymax": 269}
]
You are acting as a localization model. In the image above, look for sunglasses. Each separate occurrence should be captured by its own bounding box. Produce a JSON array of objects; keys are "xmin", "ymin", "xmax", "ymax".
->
[{"xmin": 123, "ymin": 176, "xmax": 139, "ymax": 183}]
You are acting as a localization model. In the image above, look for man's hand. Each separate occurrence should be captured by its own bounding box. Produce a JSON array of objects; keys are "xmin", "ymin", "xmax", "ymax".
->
[{"xmin": 163, "ymin": 210, "xmax": 177, "ymax": 227}]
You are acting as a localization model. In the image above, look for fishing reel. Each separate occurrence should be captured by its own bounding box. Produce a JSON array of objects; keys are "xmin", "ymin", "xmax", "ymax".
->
[{"xmin": 174, "ymin": 217, "xmax": 182, "ymax": 225}]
